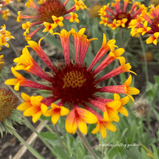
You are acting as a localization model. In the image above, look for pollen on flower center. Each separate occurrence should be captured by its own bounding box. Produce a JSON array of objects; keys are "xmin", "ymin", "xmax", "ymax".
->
[
  {"xmin": 38, "ymin": 0, "xmax": 67, "ymax": 22},
  {"xmin": 52, "ymin": 63, "xmax": 98, "ymax": 105},
  {"xmin": 63, "ymin": 71, "xmax": 87, "ymax": 88},
  {"xmin": 151, "ymin": 18, "xmax": 159, "ymax": 32}
]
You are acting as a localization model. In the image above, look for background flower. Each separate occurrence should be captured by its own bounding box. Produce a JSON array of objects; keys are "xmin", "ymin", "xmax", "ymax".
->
[
  {"xmin": 99, "ymin": 0, "xmax": 146, "ymax": 30},
  {"xmin": 17, "ymin": 0, "xmax": 87, "ymax": 40}
]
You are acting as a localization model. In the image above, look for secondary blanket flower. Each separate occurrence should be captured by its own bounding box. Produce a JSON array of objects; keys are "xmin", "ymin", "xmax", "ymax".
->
[
  {"xmin": 5, "ymin": 28, "xmax": 140, "ymax": 137},
  {"xmin": 0, "ymin": 0, "xmax": 19, "ymax": 20},
  {"xmin": 129, "ymin": 5, "xmax": 159, "ymax": 45},
  {"xmin": 0, "ymin": 25, "xmax": 15, "ymax": 50},
  {"xmin": 17, "ymin": 0, "xmax": 87, "ymax": 41},
  {"xmin": 99, "ymin": 0, "xmax": 147, "ymax": 30}
]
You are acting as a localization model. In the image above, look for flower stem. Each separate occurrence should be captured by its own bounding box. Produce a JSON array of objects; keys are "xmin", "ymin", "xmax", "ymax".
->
[
  {"xmin": 39, "ymin": 118, "xmax": 54, "ymax": 133},
  {"xmin": 121, "ymin": 29, "xmax": 128, "ymax": 62},
  {"xmin": 4, "ymin": 82, "xmax": 56, "ymax": 155},
  {"xmin": 23, "ymin": 117, "xmax": 56, "ymax": 154},
  {"xmin": 54, "ymin": 125, "xmax": 70, "ymax": 155},
  {"xmin": 8, "ymin": 41, "xmax": 20, "ymax": 57},
  {"xmin": 12, "ymin": 129, "xmax": 45, "ymax": 159},
  {"xmin": 121, "ymin": 29, "xmax": 130, "ymax": 78},
  {"xmin": 139, "ymin": 35, "xmax": 149, "ymax": 84},
  {"xmin": 12, "ymin": 121, "xmax": 47, "ymax": 159},
  {"xmin": 77, "ymin": 129, "xmax": 98, "ymax": 159}
]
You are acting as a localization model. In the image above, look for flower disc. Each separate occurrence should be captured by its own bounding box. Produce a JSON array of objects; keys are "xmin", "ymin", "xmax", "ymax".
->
[
  {"xmin": 52, "ymin": 63, "xmax": 98, "ymax": 105},
  {"xmin": 38, "ymin": 0, "xmax": 67, "ymax": 22},
  {"xmin": 115, "ymin": 12, "xmax": 131, "ymax": 27}
]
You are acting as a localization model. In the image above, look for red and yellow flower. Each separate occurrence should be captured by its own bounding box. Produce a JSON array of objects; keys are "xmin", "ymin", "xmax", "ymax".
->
[
  {"xmin": 17, "ymin": 92, "xmax": 48, "ymax": 123},
  {"xmin": 5, "ymin": 28, "xmax": 140, "ymax": 137},
  {"xmin": 0, "ymin": 25, "xmax": 15, "ymax": 50},
  {"xmin": 17, "ymin": 0, "xmax": 87, "ymax": 40},
  {"xmin": 0, "ymin": 0, "xmax": 19, "ymax": 20},
  {"xmin": 129, "ymin": 5, "xmax": 159, "ymax": 45},
  {"xmin": 99, "ymin": 0, "xmax": 147, "ymax": 30}
]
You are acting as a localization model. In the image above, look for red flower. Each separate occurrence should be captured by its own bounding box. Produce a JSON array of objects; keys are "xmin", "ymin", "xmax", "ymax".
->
[{"xmin": 5, "ymin": 28, "xmax": 140, "ymax": 137}]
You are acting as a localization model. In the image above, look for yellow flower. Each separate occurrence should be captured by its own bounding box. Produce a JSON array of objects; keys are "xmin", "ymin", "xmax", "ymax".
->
[
  {"xmin": 74, "ymin": 0, "xmax": 87, "ymax": 11},
  {"xmin": 137, "ymin": 21, "xmax": 151, "ymax": 35},
  {"xmin": 43, "ymin": 103, "xmax": 69, "ymax": 124},
  {"xmin": 66, "ymin": 107, "xmax": 97, "ymax": 135},
  {"xmin": 146, "ymin": 32, "xmax": 159, "ymax": 45},
  {"xmin": 100, "ymin": 17, "xmax": 108, "ymax": 26},
  {"xmin": 17, "ymin": 92, "xmax": 48, "ymax": 123},
  {"xmin": 52, "ymin": 16, "xmax": 64, "ymax": 27},
  {"xmin": 43, "ymin": 22, "xmax": 55, "ymax": 35},
  {"xmin": 22, "ymin": 22, "xmax": 31, "ymax": 33},
  {"xmin": 0, "ymin": 25, "xmax": 14, "ymax": 50},
  {"xmin": 113, "ymin": 93, "xmax": 129, "ymax": 116},
  {"xmin": 117, "ymin": 18, "xmax": 128, "ymax": 27},
  {"xmin": 108, "ymin": 19, "xmax": 120, "ymax": 30},
  {"xmin": 92, "ymin": 118, "xmax": 116, "ymax": 138},
  {"xmin": 69, "ymin": 12, "xmax": 79, "ymax": 23}
]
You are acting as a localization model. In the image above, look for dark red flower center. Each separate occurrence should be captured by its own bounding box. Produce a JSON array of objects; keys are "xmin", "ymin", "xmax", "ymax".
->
[
  {"xmin": 151, "ymin": 18, "xmax": 159, "ymax": 32},
  {"xmin": 38, "ymin": 0, "xmax": 67, "ymax": 22},
  {"xmin": 51, "ymin": 63, "xmax": 98, "ymax": 105},
  {"xmin": 115, "ymin": 12, "xmax": 132, "ymax": 27}
]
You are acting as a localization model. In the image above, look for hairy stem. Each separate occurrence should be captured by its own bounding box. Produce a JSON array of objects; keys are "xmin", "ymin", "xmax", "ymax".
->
[
  {"xmin": 77, "ymin": 129, "xmax": 98, "ymax": 159},
  {"xmin": 139, "ymin": 35, "xmax": 149, "ymax": 84}
]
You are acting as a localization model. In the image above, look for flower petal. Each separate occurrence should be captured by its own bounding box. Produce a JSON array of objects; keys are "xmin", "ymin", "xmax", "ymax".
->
[
  {"xmin": 51, "ymin": 113, "xmax": 60, "ymax": 124},
  {"xmin": 32, "ymin": 112, "xmax": 42, "ymax": 123},
  {"xmin": 78, "ymin": 120, "xmax": 87, "ymax": 135}
]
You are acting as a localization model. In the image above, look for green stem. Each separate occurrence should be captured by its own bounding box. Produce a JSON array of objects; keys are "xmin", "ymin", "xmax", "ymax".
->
[
  {"xmin": 139, "ymin": 35, "xmax": 149, "ymax": 84},
  {"xmin": 121, "ymin": 29, "xmax": 130, "ymax": 78},
  {"xmin": 39, "ymin": 118, "xmax": 54, "ymax": 133},
  {"xmin": 8, "ymin": 4, "xmax": 19, "ymax": 14},
  {"xmin": 54, "ymin": 125, "xmax": 70, "ymax": 155},
  {"xmin": 12, "ymin": 130, "xmax": 45, "ymax": 159},
  {"xmin": 77, "ymin": 129, "xmax": 98, "ymax": 159},
  {"xmin": 124, "ymin": 36, "xmax": 131, "ymax": 48},
  {"xmin": 8, "ymin": 41, "xmax": 20, "ymax": 57},
  {"xmin": 45, "ymin": 32, "xmax": 50, "ymax": 38},
  {"xmin": 23, "ymin": 117, "xmax": 56, "ymax": 154},
  {"xmin": 29, "ymin": 73, "xmax": 37, "ymax": 82},
  {"xmin": 4, "ymin": 83, "xmax": 56, "ymax": 155},
  {"xmin": 121, "ymin": 29, "xmax": 128, "ymax": 62}
]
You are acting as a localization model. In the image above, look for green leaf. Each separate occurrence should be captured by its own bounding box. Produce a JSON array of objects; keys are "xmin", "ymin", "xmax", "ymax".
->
[
  {"xmin": 141, "ymin": 145, "xmax": 153, "ymax": 159},
  {"xmin": 53, "ymin": 146, "xmax": 70, "ymax": 159},
  {"xmin": 84, "ymin": 155, "xmax": 94, "ymax": 159},
  {"xmin": 152, "ymin": 145, "xmax": 159, "ymax": 159},
  {"xmin": 66, "ymin": 133, "xmax": 75, "ymax": 156},
  {"xmin": 75, "ymin": 146, "xmax": 86, "ymax": 159},
  {"xmin": 154, "ymin": 75, "xmax": 159, "ymax": 85},
  {"xmin": 141, "ymin": 148, "xmax": 151, "ymax": 159},
  {"xmin": 119, "ymin": 73, "xmax": 127, "ymax": 84},
  {"xmin": 40, "ymin": 132, "xmax": 58, "ymax": 140},
  {"xmin": 108, "ymin": 146, "xmax": 120, "ymax": 158},
  {"xmin": 152, "ymin": 108, "xmax": 159, "ymax": 122},
  {"xmin": 124, "ymin": 147, "xmax": 143, "ymax": 159},
  {"xmin": 112, "ymin": 154, "xmax": 126, "ymax": 159}
]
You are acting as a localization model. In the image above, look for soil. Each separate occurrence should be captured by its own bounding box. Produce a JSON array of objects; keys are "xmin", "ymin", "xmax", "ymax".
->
[{"xmin": 0, "ymin": 1, "xmax": 159, "ymax": 159}]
